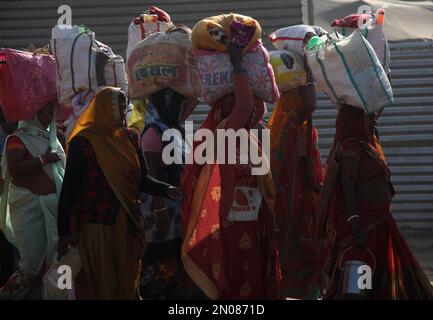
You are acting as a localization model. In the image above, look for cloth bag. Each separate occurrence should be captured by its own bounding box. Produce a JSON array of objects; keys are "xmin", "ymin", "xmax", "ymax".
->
[
  {"xmin": 269, "ymin": 25, "xmax": 325, "ymax": 56},
  {"xmin": 0, "ymin": 49, "xmax": 58, "ymax": 123},
  {"xmin": 305, "ymin": 31, "xmax": 393, "ymax": 113},
  {"xmin": 42, "ymin": 248, "xmax": 81, "ymax": 300},
  {"xmin": 126, "ymin": 14, "xmax": 173, "ymax": 60},
  {"xmin": 127, "ymin": 29, "xmax": 201, "ymax": 99},
  {"xmin": 51, "ymin": 25, "xmax": 128, "ymax": 105},
  {"xmin": 269, "ymin": 50, "xmax": 307, "ymax": 92},
  {"xmin": 191, "ymin": 13, "xmax": 261, "ymax": 52},
  {"xmin": 331, "ymin": 12, "xmax": 390, "ymax": 73},
  {"xmin": 194, "ymin": 44, "xmax": 280, "ymax": 105}
]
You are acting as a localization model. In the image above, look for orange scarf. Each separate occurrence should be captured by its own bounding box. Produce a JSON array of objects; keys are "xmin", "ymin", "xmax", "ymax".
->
[{"xmin": 68, "ymin": 87, "xmax": 143, "ymax": 230}]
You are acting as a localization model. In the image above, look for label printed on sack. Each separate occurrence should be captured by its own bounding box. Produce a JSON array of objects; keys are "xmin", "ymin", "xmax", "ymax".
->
[
  {"xmin": 203, "ymin": 70, "xmax": 234, "ymax": 87},
  {"xmin": 128, "ymin": 42, "xmax": 194, "ymax": 96},
  {"xmin": 134, "ymin": 64, "xmax": 179, "ymax": 80}
]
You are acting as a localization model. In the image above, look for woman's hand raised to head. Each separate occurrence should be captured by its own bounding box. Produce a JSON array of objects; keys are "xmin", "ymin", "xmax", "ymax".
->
[
  {"xmin": 228, "ymin": 43, "xmax": 244, "ymax": 74},
  {"xmin": 303, "ymin": 54, "xmax": 314, "ymax": 82}
]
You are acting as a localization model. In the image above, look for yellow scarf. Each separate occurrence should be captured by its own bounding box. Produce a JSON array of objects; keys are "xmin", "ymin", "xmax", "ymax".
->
[{"xmin": 68, "ymin": 87, "xmax": 143, "ymax": 230}]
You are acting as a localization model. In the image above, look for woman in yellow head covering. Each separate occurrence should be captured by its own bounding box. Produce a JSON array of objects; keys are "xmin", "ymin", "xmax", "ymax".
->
[{"xmin": 57, "ymin": 87, "xmax": 182, "ymax": 299}]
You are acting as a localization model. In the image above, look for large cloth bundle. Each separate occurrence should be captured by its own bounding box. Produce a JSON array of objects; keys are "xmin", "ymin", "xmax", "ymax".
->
[
  {"xmin": 126, "ymin": 14, "xmax": 173, "ymax": 60},
  {"xmin": 331, "ymin": 11, "xmax": 390, "ymax": 73},
  {"xmin": 305, "ymin": 30, "xmax": 393, "ymax": 113},
  {"xmin": 51, "ymin": 25, "xmax": 128, "ymax": 105},
  {"xmin": 127, "ymin": 29, "xmax": 201, "ymax": 99},
  {"xmin": 0, "ymin": 49, "xmax": 59, "ymax": 122},
  {"xmin": 269, "ymin": 25, "xmax": 327, "ymax": 56},
  {"xmin": 191, "ymin": 13, "xmax": 261, "ymax": 52},
  {"xmin": 194, "ymin": 44, "xmax": 279, "ymax": 105},
  {"xmin": 269, "ymin": 50, "xmax": 306, "ymax": 92}
]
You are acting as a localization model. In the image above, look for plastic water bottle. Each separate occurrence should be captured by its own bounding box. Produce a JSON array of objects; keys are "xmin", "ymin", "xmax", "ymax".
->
[{"xmin": 376, "ymin": 8, "xmax": 385, "ymax": 25}]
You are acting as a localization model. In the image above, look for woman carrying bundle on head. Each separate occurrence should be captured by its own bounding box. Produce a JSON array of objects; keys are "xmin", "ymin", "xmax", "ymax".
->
[
  {"xmin": 181, "ymin": 14, "xmax": 281, "ymax": 300},
  {"xmin": 268, "ymin": 29, "xmax": 323, "ymax": 300},
  {"xmin": 139, "ymin": 86, "xmax": 203, "ymax": 299},
  {"xmin": 317, "ymin": 104, "xmax": 433, "ymax": 299},
  {"xmin": 0, "ymin": 101, "xmax": 65, "ymax": 300}
]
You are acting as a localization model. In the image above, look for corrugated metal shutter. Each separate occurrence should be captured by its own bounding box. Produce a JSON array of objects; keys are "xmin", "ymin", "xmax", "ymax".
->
[
  {"xmin": 313, "ymin": 39, "xmax": 433, "ymax": 231},
  {"xmin": 0, "ymin": 0, "xmax": 303, "ymax": 56}
]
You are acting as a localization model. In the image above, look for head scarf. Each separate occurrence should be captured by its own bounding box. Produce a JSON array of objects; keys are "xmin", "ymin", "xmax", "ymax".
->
[
  {"xmin": 0, "ymin": 107, "xmax": 65, "ymax": 246},
  {"xmin": 150, "ymin": 87, "xmax": 186, "ymax": 129},
  {"xmin": 334, "ymin": 104, "xmax": 389, "ymax": 176},
  {"xmin": 335, "ymin": 104, "xmax": 369, "ymax": 144},
  {"xmin": 67, "ymin": 87, "xmax": 143, "ymax": 229}
]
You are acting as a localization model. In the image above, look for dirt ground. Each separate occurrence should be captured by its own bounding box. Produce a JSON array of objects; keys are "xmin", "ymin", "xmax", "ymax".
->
[{"xmin": 22, "ymin": 227, "xmax": 433, "ymax": 299}]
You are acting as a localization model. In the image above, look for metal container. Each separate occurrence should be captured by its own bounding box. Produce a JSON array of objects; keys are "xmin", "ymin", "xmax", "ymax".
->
[
  {"xmin": 338, "ymin": 247, "xmax": 376, "ymax": 298},
  {"xmin": 340, "ymin": 260, "xmax": 368, "ymax": 296}
]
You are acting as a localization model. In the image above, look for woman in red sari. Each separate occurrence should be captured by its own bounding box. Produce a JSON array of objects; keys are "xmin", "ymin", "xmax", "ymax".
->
[
  {"xmin": 268, "ymin": 56, "xmax": 323, "ymax": 299},
  {"xmin": 181, "ymin": 44, "xmax": 281, "ymax": 300},
  {"xmin": 317, "ymin": 104, "xmax": 433, "ymax": 299}
]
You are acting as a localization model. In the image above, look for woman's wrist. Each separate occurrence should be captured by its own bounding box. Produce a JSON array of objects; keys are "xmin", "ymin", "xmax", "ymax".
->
[
  {"xmin": 232, "ymin": 61, "xmax": 245, "ymax": 74},
  {"xmin": 38, "ymin": 155, "xmax": 47, "ymax": 166},
  {"xmin": 153, "ymin": 207, "xmax": 168, "ymax": 215},
  {"xmin": 347, "ymin": 214, "xmax": 359, "ymax": 223}
]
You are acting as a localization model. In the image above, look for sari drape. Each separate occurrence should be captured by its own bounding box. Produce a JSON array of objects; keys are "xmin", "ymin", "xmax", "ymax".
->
[
  {"xmin": 317, "ymin": 105, "xmax": 433, "ymax": 299},
  {"xmin": 269, "ymin": 88, "xmax": 323, "ymax": 299},
  {"xmin": 0, "ymin": 113, "xmax": 65, "ymax": 299},
  {"xmin": 67, "ymin": 87, "xmax": 145, "ymax": 299},
  {"xmin": 181, "ymin": 102, "xmax": 281, "ymax": 300}
]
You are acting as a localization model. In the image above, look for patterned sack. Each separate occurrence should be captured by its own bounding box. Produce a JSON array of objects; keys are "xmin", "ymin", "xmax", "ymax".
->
[
  {"xmin": 0, "ymin": 48, "xmax": 66, "ymax": 122},
  {"xmin": 194, "ymin": 44, "xmax": 280, "ymax": 105},
  {"xmin": 51, "ymin": 25, "xmax": 128, "ymax": 106},
  {"xmin": 126, "ymin": 14, "xmax": 173, "ymax": 60},
  {"xmin": 305, "ymin": 31, "xmax": 393, "ymax": 113},
  {"xmin": 127, "ymin": 29, "xmax": 202, "ymax": 99},
  {"xmin": 269, "ymin": 50, "xmax": 307, "ymax": 92},
  {"xmin": 191, "ymin": 13, "xmax": 261, "ymax": 52}
]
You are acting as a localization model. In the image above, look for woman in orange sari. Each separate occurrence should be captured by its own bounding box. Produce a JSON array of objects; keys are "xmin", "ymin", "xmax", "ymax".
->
[
  {"xmin": 268, "ymin": 55, "xmax": 323, "ymax": 299},
  {"xmin": 57, "ymin": 87, "xmax": 181, "ymax": 299},
  {"xmin": 317, "ymin": 104, "xmax": 433, "ymax": 299},
  {"xmin": 181, "ymin": 44, "xmax": 281, "ymax": 300}
]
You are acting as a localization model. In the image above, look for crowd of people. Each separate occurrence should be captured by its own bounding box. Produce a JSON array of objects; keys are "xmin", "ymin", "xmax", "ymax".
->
[{"xmin": 0, "ymin": 6, "xmax": 432, "ymax": 300}]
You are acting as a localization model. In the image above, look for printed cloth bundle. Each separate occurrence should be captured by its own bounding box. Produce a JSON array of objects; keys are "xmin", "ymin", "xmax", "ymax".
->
[
  {"xmin": 269, "ymin": 24, "xmax": 328, "ymax": 56},
  {"xmin": 194, "ymin": 43, "xmax": 279, "ymax": 105},
  {"xmin": 191, "ymin": 13, "xmax": 262, "ymax": 52},
  {"xmin": 269, "ymin": 50, "xmax": 307, "ymax": 92},
  {"xmin": 305, "ymin": 30, "xmax": 393, "ymax": 113},
  {"xmin": 0, "ymin": 48, "xmax": 70, "ymax": 122},
  {"xmin": 127, "ymin": 28, "xmax": 202, "ymax": 99},
  {"xmin": 331, "ymin": 9, "xmax": 390, "ymax": 73},
  {"xmin": 126, "ymin": 7, "xmax": 174, "ymax": 60},
  {"xmin": 51, "ymin": 25, "xmax": 128, "ymax": 106}
]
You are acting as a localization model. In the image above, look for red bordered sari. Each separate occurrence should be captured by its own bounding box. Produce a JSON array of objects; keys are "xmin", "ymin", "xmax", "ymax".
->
[
  {"xmin": 181, "ymin": 98, "xmax": 281, "ymax": 300},
  {"xmin": 269, "ymin": 88, "xmax": 323, "ymax": 299},
  {"xmin": 317, "ymin": 105, "xmax": 433, "ymax": 300}
]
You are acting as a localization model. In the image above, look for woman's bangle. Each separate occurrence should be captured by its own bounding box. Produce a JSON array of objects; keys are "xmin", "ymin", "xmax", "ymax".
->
[
  {"xmin": 347, "ymin": 215, "xmax": 360, "ymax": 223},
  {"xmin": 153, "ymin": 207, "xmax": 168, "ymax": 214},
  {"xmin": 306, "ymin": 81, "xmax": 316, "ymax": 86},
  {"xmin": 38, "ymin": 155, "xmax": 46, "ymax": 166}
]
